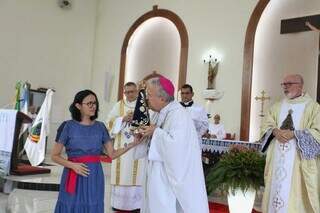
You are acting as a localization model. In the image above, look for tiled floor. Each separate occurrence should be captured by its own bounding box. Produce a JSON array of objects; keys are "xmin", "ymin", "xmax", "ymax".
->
[
  {"xmin": 1, "ymin": 159, "xmax": 262, "ymax": 212},
  {"xmin": 0, "ymin": 192, "xmax": 8, "ymax": 213}
]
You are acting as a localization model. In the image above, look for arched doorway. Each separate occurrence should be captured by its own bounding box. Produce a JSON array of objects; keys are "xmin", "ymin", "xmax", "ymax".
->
[
  {"xmin": 240, "ymin": 0, "xmax": 270, "ymax": 140},
  {"xmin": 240, "ymin": 0, "xmax": 320, "ymax": 140},
  {"xmin": 117, "ymin": 5, "xmax": 189, "ymax": 100}
]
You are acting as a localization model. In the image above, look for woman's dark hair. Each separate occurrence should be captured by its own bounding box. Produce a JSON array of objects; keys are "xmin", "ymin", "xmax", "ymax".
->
[{"xmin": 69, "ymin": 90, "xmax": 99, "ymax": 121}]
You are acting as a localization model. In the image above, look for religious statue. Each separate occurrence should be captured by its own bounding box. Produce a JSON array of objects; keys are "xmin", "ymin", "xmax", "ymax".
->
[
  {"xmin": 255, "ymin": 90, "xmax": 270, "ymax": 117},
  {"xmin": 130, "ymin": 79, "xmax": 150, "ymax": 134},
  {"xmin": 204, "ymin": 56, "xmax": 219, "ymax": 89}
]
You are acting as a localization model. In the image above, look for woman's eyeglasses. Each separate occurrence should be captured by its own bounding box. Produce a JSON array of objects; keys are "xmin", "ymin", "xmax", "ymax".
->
[{"xmin": 82, "ymin": 101, "xmax": 97, "ymax": 107}]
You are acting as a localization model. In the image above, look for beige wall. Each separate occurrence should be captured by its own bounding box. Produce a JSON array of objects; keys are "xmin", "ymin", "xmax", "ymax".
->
[
  {"xmin": 250, "ymin": 0, "xmax": 320, "ymax": 141},
  {"xmin": 125, "ymin": 17, "xmax": 180, "ymax": 88},
  {"xmin": 4, "ymin": 0, "xmax": 298, "ymax": 149},
  {"xmin": 92, "ymin": 0, "xmax": 258, "ymax": 139},
  {"xmin": 0, "ymin": 0, "xmax": 98, "ymax": 150}
]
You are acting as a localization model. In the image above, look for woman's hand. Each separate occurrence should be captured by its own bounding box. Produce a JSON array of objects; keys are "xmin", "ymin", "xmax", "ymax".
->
[
  {"xmin": 132, "ymin": 134, "xmax": 145, "ymax": 146},
  {"xmin": 71, "ymin": 163, "xmax": 90, "ymax": 177}
]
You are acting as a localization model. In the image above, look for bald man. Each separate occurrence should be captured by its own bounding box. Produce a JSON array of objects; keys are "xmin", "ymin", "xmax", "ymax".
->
[{"xmin": 260, "ymin": 74, "xmax": 320, "ymax": 213}]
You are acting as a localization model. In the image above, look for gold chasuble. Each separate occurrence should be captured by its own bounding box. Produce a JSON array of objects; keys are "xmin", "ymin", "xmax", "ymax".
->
[
  {"xmin": 261, "ymin": 94, "xmax": 320, "ymax": 213},
  {"xmin": 106, "ymin": 99, "xmax": 146, "ymax": 186}
]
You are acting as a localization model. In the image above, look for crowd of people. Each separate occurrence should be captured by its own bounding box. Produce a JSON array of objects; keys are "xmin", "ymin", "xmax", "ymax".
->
[{"xmin": 51, "ymin": 73, "xmax": 319, "ymax": 213}]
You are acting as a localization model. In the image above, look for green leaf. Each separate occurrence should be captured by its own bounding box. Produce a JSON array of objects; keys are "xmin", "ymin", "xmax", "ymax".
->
[{"xmin": 205, "ymin": 147, "xmax": 266, "ymax": 195}]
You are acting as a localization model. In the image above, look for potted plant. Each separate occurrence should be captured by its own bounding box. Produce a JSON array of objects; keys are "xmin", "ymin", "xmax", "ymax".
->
[{"xmin": 206, "ymin": 144, "xmax": 265, "ymax": 213}]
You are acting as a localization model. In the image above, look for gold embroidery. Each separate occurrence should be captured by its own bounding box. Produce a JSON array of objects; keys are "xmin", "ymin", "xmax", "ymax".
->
[
  {"xmin": 115, "ymin": 134, "xmax": 121, "ymax": 185},
  {"xmin": 132, "ymin": 160, "xmax": 139, "ymax": 185},
  {"xmin": 108, "ymin": 118, "xmax": 115, "ymax": 130},
  {"xmin": 115, "ymin": 100, "xmax": 125, "ymax": 185}
]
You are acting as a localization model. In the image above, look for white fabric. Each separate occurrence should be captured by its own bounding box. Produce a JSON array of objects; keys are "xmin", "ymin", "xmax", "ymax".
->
[
  {"xmin": 107, "ymin": 99, "xmax": 136, "ymax": 139},
  {"xmin": 133, "ymin": 111, "xmax": 159, "ymax": 160},
  {"xmin": 0, "ymin": 110, "xmax": 17, "ymax": 152},
  {"xmin": 142, "ymin": 101, "xmax": 209, "ymax": 213},
  {"xmin": 208, "ymin": 123, "xmax": 226, "ymax": 140},
  {"xmin": 268, "ymin": 100, "xmax": 307, "ymax": 213},
  {"xmin": 183, "ymin": 103, "xmax": 209, "ymax": 141},
  {"xmin": 0, "ymin": 110, "xmax": 17, "ymax": 175},
  {"xmin": 24, "ymin": 89, "xmax": 53, "ymax": 166},
  {"xmin": 111, "ymin": 185, "xmax": 143, "ymax": 210},
  {"xmin": 110, "ymin": 117, "xmax": 123, "ymax": 136}
]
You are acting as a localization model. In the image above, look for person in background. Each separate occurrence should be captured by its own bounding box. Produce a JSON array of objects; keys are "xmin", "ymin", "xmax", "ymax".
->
[
  {"xmin": 106, "ymin": 82, "xmax": 146, "ymax": 212},
  {"xmin": 180, "ymin": 84, "xmax": 209, "ymax": 142},
  {"xmin": 208, "ymin": 114, "xmax": 226, "ymax": 140}
]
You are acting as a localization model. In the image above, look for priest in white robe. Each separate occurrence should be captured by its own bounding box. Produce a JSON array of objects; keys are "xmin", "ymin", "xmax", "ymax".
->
[
  {"xmin": 136, "ymin": 76, "xmax": 209, "ymax": 213},
  {"xmin": 180, "ymin": 84, "xmax": 209, "ymax": 141},
  {"xmin": 106, "ymin": 82, "xmax": 146, "ymax": 211},
  {"xmin": 260, "ymin": 74, "xmax": 320, "ymax": 213}
]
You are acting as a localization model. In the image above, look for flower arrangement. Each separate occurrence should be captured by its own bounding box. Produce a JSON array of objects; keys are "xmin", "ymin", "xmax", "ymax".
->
[{"xmin": 206, "ymin": 144, "xmax": 265, "ymax": 195}]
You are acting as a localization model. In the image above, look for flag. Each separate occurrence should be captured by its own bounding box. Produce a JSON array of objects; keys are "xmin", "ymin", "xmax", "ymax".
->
[
  {"xmin": 24, "ymin": 89, "xmax": 54, "ymax": 166},
  {"xmin": 14, "ymin": 81, "xmax": 22, "ymax": 111}
]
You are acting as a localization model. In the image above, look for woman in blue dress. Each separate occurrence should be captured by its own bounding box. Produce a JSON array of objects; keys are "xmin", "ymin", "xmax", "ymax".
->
[{"xmin": 51, "ymin": 90, "xmax": 141, "ymax": 213}]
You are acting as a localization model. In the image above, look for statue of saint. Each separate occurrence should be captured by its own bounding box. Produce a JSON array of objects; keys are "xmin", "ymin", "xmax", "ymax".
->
[{"xmin": 207, "ymin": 59, "xmax": 219, "ymax": 89}]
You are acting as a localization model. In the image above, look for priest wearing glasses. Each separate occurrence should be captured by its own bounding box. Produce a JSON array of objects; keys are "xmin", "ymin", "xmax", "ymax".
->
[
  {"xmin": 260, "ymin": 74, "xmax": 320, "ymax": 213},
  {"xmin": 106, "ymin": 82, "xmax": 146, "ymax": 212}
]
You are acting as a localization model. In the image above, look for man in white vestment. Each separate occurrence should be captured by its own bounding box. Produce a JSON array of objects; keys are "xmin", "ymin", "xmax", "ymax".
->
[
  {"xmin": 260, "ymin": 74, "xmax": 320, "ymax": 213},
  {"xmin": 136, "ymin": 76, "xmax": 209, "ymax": 213},
  {"xmin": 180, "ymin": 84, "xmax": 209, "ymax": 141},
  {"xmin": 208, "ymin": 114, "xmax": 225, "ymax": 140},
  {"xmin": 106, "ymin": 82, "xmax": 146, "ymax": 212}
]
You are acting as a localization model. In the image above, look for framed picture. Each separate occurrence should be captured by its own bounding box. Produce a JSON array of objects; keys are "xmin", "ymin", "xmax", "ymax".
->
[{"xmin": 29, "ymin": 88, "xmax": 47, "ymax": 114}]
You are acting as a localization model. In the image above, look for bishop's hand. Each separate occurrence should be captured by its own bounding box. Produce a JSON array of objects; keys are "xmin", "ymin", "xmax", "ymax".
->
[
  {"xmin": 133, "ymin": 132, "xmax": 144, "ymax": 144},
  {"xmin": 139, "ymin": 124, "xmax": 156, "ymax": 139}
]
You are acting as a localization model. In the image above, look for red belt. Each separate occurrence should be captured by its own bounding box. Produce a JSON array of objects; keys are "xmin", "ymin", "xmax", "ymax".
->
[{"xmin": 65, "ymin": 155, "xmax": 101, "ymax": 194}]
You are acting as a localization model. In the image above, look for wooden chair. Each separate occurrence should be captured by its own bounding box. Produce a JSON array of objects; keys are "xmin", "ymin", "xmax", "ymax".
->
[{"xmin": 224, "ymin": 133, "xmax": 236, "ymax": 140}]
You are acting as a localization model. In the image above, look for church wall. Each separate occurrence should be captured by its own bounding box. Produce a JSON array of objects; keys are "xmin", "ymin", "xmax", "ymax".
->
[
  {"xmin": 0, "ymin": 0, "xmax": 98, "ymax": 151},
  {"xmin": 250, "ymin": 0, "xmax": 320, "ymax": 141},
  {"xmin": 125, "ymin": 17, "xmax": 181, "ymax": 88},
  {"xmin": 91, "ymin": 0, "xmax": 258, "ymax": 139}
]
